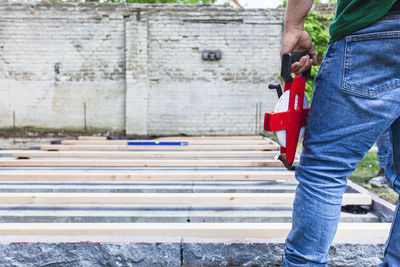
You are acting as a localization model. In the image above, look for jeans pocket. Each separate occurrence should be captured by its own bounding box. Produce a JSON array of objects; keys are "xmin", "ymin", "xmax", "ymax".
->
[{"xmin": 342, "ymin": 31, "xmax": 400, "ymax": 98}]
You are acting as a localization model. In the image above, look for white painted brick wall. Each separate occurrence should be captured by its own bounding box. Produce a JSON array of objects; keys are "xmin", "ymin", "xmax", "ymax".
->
[{"xmin": 0, "ymin": 3, "xmax": 284, "ymax": 135}]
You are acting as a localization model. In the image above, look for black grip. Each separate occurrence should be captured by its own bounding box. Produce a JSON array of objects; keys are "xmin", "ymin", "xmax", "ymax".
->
[
  {"xmin": 281, "ymin": 52, "xmax": 312, "ymax": 83},
  {"xmin": 268, "ymin": 84, "xmax": 282, "ymax": 98}
]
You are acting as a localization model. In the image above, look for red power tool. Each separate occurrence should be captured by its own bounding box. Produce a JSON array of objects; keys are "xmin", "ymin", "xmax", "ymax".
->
[{"xmin": 264, "ymin": 52, "xmax": 311, "ymax": 170}]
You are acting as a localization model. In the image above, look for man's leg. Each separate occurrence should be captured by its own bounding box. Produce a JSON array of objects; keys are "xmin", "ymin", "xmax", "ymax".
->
[
  {"xmin": 369, "ymin": 129, "xmax": 391, "ymax": 187},
  {"xmin": 379, "ymin": 118, "xmax": 400, "ymax": 266},
  {"xmin": 283, "ymin": 18, "xmax": 400, "ymax": 264},
  {"xmin": 377, "ymin": 129, "xmax": 391, "ymax": 170}
]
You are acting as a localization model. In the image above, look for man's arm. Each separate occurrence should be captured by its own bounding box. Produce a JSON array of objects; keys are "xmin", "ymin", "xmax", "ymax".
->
[{"xmin": 281, "ymin": 0, "xmax": 318, "ymax": 75}]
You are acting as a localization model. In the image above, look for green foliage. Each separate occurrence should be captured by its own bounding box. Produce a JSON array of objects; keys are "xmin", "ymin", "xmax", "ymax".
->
[
  {"xmin": 122, "ymin": 0, "xmax": 215, "ymax": 3},
  {"xmin": 78, "ymin": 0, "xmax": 215, "ymax": 3},
  {"xmin": 350, "ymin": 152, "xmax": 380, "ymax": 181},
  {"xmin": 277, "ymin": 0, "xmax": 287, "ymax": 8},
  {"xmin": 279, "ymin": 0, "xmax": 337, "ymax": 7},
  {"xmin": 349, "ymin": 152, "xmax": 399, "ymax": 204},
  {"xmin": 303, "ymin": 12, "xmax": 333, "ymax": 102}
]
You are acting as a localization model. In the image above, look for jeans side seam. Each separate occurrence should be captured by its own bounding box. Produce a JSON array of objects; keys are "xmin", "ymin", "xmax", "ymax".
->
[
  {"xmin": 317, "ymin": 42, "xmax": 332, "ymax": 75},
  {"xmin": 342, "ymin": 39, "xmax": 349, "ymax": 93},
  {"xmin": 391, "ymin": 126, "xmax": 399, "ymax": 192}
]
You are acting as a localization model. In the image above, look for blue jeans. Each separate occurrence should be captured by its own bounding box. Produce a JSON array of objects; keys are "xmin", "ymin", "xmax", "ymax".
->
[
  {"xmin": 377, "ymin": 129, "xmax": 391, "ymax": 169},
  {"xmin": 283, "ymin": 10, "xmax": 400, "ymax": 266}
]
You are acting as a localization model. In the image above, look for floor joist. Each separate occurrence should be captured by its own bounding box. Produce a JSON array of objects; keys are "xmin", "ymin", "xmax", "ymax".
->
[
  {"xmin": 0, "ymin": 135, "xmax": 384, "ymax": 246},
  {"xmin": 61, "ymin": 140, "xmax": 273, "ymax": 145},
  {"xmin": 0, "ymin": 171, "xmax": 296, "ymax": 181},
  {"xmin": 155, "ymin": 136, "xmax": 266, "ymax": 140},
  {"xmin": 0, "ymin": 223, "xmax": 390, "ymax": 239},
  {"xmin": 0, "ymin": 192, "xmax": 371, "ymax": 206},
  {"xmin": 2, "ymin": 159, "xmax": 293, "ymax": 167},
  {"xmin": 77, "ymin": 136, "xmax": 266, "ymax": 141},
  {"xmin": 11, "ymin": 151, "xmax": 277, "ymax": 158},
  {"xmin": 0, "ymin": 210, "xmax": 378, "ymax": 224},
  {"xmin": 40, "ymin": 144, "xmax": 279, "ymax": 151},
  {"xmin": 78, "ymin": 136, "xmax": 108, "ymax": 140}
]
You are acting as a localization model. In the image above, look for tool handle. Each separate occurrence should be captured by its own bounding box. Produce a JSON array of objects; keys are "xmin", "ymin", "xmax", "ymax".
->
[
  {"xmin": 281, "ymin": 52, "xmax": 312, "ymax": 83},
  {"xmin": 268, "ymin": 84, "xmax": 283, "ymax": 98}
]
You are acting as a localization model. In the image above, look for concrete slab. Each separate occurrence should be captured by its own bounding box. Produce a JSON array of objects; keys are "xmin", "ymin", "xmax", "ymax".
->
[
  {"xmin": 0, "ymin": 239, "xmax": 385, "ymax": 267},
  {"xmin": 0, "ymin": 242, "xmax": 181, "ymax": 267},
  {"xmin": 182, "ymin": 241, "xmax": 385, "ymax": 267}
]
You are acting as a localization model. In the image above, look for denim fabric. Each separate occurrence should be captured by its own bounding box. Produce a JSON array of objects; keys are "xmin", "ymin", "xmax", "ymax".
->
[
  {"xmin": 377, "ymin": 129, "xmax": 391, "ymax": 169},
  {"xmin": 283, "ymin": 10, "xmax": 400, "ymax": 266}
]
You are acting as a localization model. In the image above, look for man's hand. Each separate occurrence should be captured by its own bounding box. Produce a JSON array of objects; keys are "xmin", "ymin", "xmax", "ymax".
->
[
  {"xmin": 281, "ymin": 28, "xmax": 317, "ymax": 75},
  {"xmin": 281, "ymin": 0, "xmax": 317, "ymax": 75}
]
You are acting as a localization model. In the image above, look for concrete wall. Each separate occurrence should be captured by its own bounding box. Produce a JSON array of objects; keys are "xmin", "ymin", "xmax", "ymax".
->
[
  {"xmin": 0, "ymin": 2, "xmax": 284, "ymax": 135},
  {"xmin": 0, "ymin": 240, "xmax": 385, "ymax": 266},
  {"xmin": 313, "ymin": 3, "xmax": 337, "ymax": 14}
]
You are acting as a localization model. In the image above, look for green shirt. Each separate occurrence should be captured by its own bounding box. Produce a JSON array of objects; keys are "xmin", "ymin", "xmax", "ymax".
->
[{"xmin": 329, "ymin": 0, "xmax": 397, "ymax": 42}]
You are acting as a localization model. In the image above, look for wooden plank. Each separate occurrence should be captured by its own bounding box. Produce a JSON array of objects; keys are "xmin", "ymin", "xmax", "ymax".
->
[
  {"xmin": 0, "ymin": 223, "xmax": 390, "ymax": 239},
  {"xmin": 264, "ymin": 137, "xmax": 279, "ymax": 146},
  {"xmin": 155, "ymin": 135, "xmax": 264, "ymax": 140},
  {"xmin": 40, "ymin": 144, "xmax": 279, "ymax": 151},
  {"xmin": 61, "ymin": 140, "xmax": 271, "ymax": 145},
  {"xmin": 77, "ymin": 136, "xmax": 265, "ymax": 141},
  {"xmin": 0, "ymin": 193, "xmax": 371, "ymax": 206},
  {"xmin": 78, "ymin": 136, "xmax": 266, "ymax": 142},
  {"xmin": 11, "ymin": 151, "xmax": 277, "ymax": 158},
  {"xmin": 78, "ymin": 136, "xmax": 108, "ymax": 140},
  {"xmin": 1, "ymin": 159, "xmax": 293, "ymax": 167},
  {"xmin": 0, "ymin": 171, "xmax": 296, "ymax": 181}
]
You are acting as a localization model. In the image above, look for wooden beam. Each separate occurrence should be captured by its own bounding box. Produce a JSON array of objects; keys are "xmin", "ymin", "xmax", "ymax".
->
[
  {"xmin": 78, "ymin": 136, "xmax": 108, "ymax": 140},
  {"xmin": 0, "ymin": 193, "xmax": 371, "ymax": 206},
  {"xmin": 77, "ymin": 136, "xmax": 265, "ymax": 141},
  {"xmin": 0, "ymin": 171, "xmax": 296, "ymax": 181},
  {"xmin": 11, "ymin": 151, "xmax": 277, "ymax": 158},
  {"xmin": 156, "ymin": 135, "xmax": 265, "ymax": 140},
  {"xmin": 61, "ymin": 140, "xmax": 272, "ymax": 145},
  {"xmin": 40, "ymin": 144, "xmax": 279, "ymax": 151},
  {"xmin": 0, "ymin": 223, "xmax": 389, "ymax": 239},
  {"xmin": 1, "ymin": 159, "xmax": 293, "ymax": 167}
]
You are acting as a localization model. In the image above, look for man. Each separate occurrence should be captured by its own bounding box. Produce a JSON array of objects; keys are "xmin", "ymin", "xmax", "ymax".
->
[{"xmin": 281, "ymin": 0, "xmax": 400, "ymax": 265}]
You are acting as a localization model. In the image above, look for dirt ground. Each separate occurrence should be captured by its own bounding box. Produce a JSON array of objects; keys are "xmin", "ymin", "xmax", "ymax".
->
[
  {"xmin": 0, "ymin": 138, "xmax": 66, "ymax": 150},
  {"xmin": 0, "ymin": 132, "xmax": 101, "ymax": 150}
]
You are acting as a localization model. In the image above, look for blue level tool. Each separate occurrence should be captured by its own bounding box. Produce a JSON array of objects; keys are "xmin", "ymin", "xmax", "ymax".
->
[{"xmin": 127, "ymin": 141, "xmax": 189, "ymax": 146}]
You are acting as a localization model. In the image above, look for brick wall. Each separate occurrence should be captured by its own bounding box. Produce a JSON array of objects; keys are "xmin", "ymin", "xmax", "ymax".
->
[
  {"xmin": 0, "ymin": 2, "xmax": 284, "ymax": 135},
  {"xmin": 312, "ymin": 3, "xmax": 336, "ymax": 14}
]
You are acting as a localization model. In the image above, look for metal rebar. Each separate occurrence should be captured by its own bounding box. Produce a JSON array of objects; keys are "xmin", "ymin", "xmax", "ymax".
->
[
  {"xmin": 12, "ymin": 111, "xmax": 15, "ymax": 145},
  {"xmin": 255, "ymin": 103, "xmax": 259, "ymax": 135},
  {"xmin": 259, "ymin": 102, "xmax": 262, "ymax": 134},
  {"xmin": 84, "ymin": 102, "xmax": 87, "ymax": 132}
]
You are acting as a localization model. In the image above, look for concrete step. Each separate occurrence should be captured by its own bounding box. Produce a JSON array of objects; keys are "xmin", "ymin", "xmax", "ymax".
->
[{"xmin": 0, "ymin": 239, "xmax": 386, "ymax": 267}]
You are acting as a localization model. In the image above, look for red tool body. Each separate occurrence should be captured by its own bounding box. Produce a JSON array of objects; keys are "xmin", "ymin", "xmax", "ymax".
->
[{"xmin": 264, "ymin": 52, "xmax": 311, "ymax": 170}]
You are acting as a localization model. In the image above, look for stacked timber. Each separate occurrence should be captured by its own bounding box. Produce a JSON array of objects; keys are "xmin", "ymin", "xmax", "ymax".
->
[
  {"xmin": 0, "ymin": 135, "xmax": 390, "ymax": 265},
  {"xmin": 0, "ymin": 135, "xmax": 388, "ymax": 241}
]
